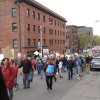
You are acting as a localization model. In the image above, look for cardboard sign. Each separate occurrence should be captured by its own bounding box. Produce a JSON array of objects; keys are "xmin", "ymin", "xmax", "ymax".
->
[
  {"xmin": 2, "ymin": 45, "xmax": 13, "ymax": 58},
  {"xmin": 43, "ymin": 49, "xmax": 49, "ymax": 55}
]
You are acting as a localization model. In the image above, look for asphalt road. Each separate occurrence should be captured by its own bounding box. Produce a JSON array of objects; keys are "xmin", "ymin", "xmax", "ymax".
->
[{"xmin": 14, "ymin": 72, "xmax": 79, "ymax": 100}]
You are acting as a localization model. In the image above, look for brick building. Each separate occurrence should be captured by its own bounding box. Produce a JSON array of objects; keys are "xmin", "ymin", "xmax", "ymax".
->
[
  {"xmin": 66, "ymin": 25, "xmax": 79, "ymax": 53},
  {"xmin": 0, "ymin": 0, "xmax": 67, "ymax": 57}
]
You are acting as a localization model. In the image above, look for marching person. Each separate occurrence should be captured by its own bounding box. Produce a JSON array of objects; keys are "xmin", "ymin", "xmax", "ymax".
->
[
  {"xmin": 19, "ymin": 55, "xmax": 32, "ymax": 89},
  {"xmin": 85, "ymin": 55, "xmax": 91, "ymax": 74},
  {"xmin": 58, "ymin": 59, "xmax": 63, "ymax": 78},
  {"xmin": 76, "ymin": 57, "xmax": 82, "ymax": 80},
  {"xmin": 2, "ymin": 58, "xmax": 16, "ymax": 100},
  {"xmin": 44, "ymin": 59, "xmax": 56, "ymax": 91},
  {"xmin": 67, "ymin": 56, "xmax": 74, "ymax": 80},
  {"xmin": 0, "ymin": 67, "xmax": 10, "ymax": 100},
  {"xmin": 35, "ymin": 57, "xmax": 43, "ymax": 79},
  {"xmin": 13, "ymin": 62, "xmax": 19, "ymax": 91}
]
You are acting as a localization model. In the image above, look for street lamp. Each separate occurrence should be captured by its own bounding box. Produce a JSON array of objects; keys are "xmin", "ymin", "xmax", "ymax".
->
[
  {"xmin": 39, "ymin": 22, "xmax": 52, "ymax": 58},
  {"xmin": 40, "ymin": 26, "xmax": 43, "ymax": 58}
]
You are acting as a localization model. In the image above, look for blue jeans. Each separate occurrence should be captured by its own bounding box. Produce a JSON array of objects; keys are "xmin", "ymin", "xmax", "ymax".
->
[
  {"xmin": 68, "ymin": 68, "xmax": 73, "ymax": 80},
  {"xmin": 23, "ymin": 73, "xmax": 30, "ymax": 87}
]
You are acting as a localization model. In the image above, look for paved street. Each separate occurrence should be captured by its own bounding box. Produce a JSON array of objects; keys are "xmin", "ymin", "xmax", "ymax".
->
[
  {"xmin": 14, "ymin": 72, "xmax": 78, "ymax": 100},
  {"xmin": 14, "ymin": 71, "xmax": 100, "ymax": 100},
  {"xmin": 60, "ymin": 71, "xmax": 100, "ymax": 100}
]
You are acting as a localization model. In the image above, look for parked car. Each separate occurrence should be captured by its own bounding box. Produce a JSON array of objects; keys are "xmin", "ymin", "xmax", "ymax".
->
[{"xmin": 90, "ymin": 56, "xmax": 100, "ymax": 70}]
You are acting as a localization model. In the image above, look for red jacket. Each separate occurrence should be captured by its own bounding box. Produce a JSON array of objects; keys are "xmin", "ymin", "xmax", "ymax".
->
[
  {"xmin": 2, "ymin": 66, "xmax": 16, "ymax": 89},
  {"xmin": 31, "ymin": 60, "xmax": 35, "ymax": 69}
]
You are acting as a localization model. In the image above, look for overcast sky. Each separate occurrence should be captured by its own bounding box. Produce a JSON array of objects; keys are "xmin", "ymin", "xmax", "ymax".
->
[{"xmin": 36, "ymin": 0, "xmax": 100, "ymax": 36}]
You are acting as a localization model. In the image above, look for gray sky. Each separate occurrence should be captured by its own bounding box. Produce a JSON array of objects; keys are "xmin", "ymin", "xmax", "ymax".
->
[{"xmin": 36, "ymin": 0, "xmax": 100, "ymax": 36}]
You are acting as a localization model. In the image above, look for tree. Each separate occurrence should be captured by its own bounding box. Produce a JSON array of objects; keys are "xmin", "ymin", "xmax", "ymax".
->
[
  {"xmin": 92, "ymin": 35, "xmax": 100, "ymax": 45},
  {"xmin": 79, "ymin": 34, "xmax": 100, "ymax": 49},
  {"xmin": 79, "ymin": 34, "xmax": 91, "ymax": 49}
]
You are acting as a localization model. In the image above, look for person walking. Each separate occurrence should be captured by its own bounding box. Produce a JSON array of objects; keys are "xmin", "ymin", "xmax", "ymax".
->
[
  {"xmin": 76, "ymin": 57, "xmax": 82, "ymax": 80},
  {"xmin": 2, "ymin": 58, "xmax": 16, "ymax": 100},
  {"xmin": 35, "ymin": 58, "xmax": 43, "ymax": 79},
  {"xmin": 58, "ymin": 59, "xmax": 63, "ymax": 78},
  {"xmin": 67, "ymin": 56, "xmax": 74, "ymax": 80},
  {"xmin": 85, "ymin": 55, "xmax": 91, "ymax": 74},
  {"xmin": 44, "ymin": 59, "xmax": 56, "ymax": 91},
  {"xmin": 19, "ymin": 55, "xmax": 32, "ymax": 89},
  {"xmin": 13, "ymin": 62, "xmax": 19, "ymax": 91},
  {"xmin": 0, "ymin": 67, "xmax": 10, "ymax": 100}
]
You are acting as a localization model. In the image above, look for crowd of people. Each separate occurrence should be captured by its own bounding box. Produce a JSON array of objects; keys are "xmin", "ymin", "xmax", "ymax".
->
[{"xmin": 0, "ymin": 53, "xmax": 93, "ymax": 100}]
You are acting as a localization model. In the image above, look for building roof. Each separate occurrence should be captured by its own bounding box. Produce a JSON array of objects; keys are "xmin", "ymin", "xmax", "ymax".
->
[
  {"xmin": 15, "ymin": 0, "xmax": 67, "ymax": 22},
  {"xmin": 67, "ymin": 25, "xmax": 78, "ymax": 27}
]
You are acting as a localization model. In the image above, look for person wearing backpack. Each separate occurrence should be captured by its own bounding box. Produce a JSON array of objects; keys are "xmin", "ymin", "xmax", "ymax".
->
[
  {"xmin": 2, "ymin": 58, "xmax": 16, "ymax": 100},
  {"xmin": 44, "ymin": 59, "xmax": 56, "ymax": 91}
]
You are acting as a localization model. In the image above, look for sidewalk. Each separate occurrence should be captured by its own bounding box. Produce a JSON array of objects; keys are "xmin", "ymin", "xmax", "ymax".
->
[{"xmin": 60, "ymin": 71, "xmax": 100, "ymax": 100}]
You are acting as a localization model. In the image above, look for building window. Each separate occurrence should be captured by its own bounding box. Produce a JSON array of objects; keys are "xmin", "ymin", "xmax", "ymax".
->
[
  {"xmin": 58, "ymin": 22, "xmax": 59, "ymax": 27},
  {"xmin": 63, "ymin": 32, "xmax": 65, "ymax": 36},
  {"xmin": 33, "ymin": 39, "xmax": 36, "ymax": 46},
  {"xmin": 60, "ymin": 31, "xmax": 62, "ymax": 36},
  {"xmin": 38, "ymin": 13, "xmax": 40, "ymax": 20},
  {"xmin": 49, "ymin": 39, "xmax": 53, "ymax": 45},
  {"xmin": 49, "ymin": 39, "xmax": 51, "ymax": 45},
  {"xmin": 27, "ymin": 9, "xmax": 30, "ymax": 17},
  {"xmin": 63, "ymin": 40, "xmax": 65, "ymax": 44},
  {"xmin": 51, "ymin": 39, "xmax": 53, "ymax": 45},
  {"xmin": 63, "ymin": 24, "xmax": 65, "ymax": 28},
  {"xmin": 43, "ymin": 27, "xmax": 45, "ymax": 34},
  {"xmin": 12, "ymin": 23, "xmax": 17, "ymax": 32},
  {"xmin": 33, "ymin": 25, "xmax": 35, "ymax": 32},
  {"xmin": 43, "ymin": 15, "xmax": 45, "ymax": 22},
  {"xmin": 12, "ymin": 8, "xmax": 16, "ymax": 17},
  {"xmin": 32, "ymin": 11, "xmax": 35, "ymax": 19},
  {"xmin": 60, "ymin": 40, "xmax": 62, "ymax": 45},
  {"xmin": 49, "ymin": 29, "xmax": 51, "ymax": 35},
  {"xmin": 38, "ymin": 26, "xmax": 40, "ymax": 33},
  {"xmin": 43, "ymin": 39, "xmax": 46, "ymax": 45},
  {"xmin": 38, "ymin": 39, "xmax": 41, "ymax": 48},
  {"xmin": 12, "ymin": 39, "xmax": 18, "ymax": 48},
  {"xmin": 58, "ymin": 40, "xmax": 59, "ymax": 45},
  {"xmin": 55, "ymin": 40, "xmax": 56, "ymax": 45},
  {"xmin": 60, "ymin": 23, "xmax": 61, "ymax": 27},
  {"xmin": 49, "ymin": 29, "xmax": 53, "ymax": 35},
  {"xmin": 55, "ymin": 21, "xmax": 56, "ymax": 26},
  {"xmin": 58, "ymin": 31, "xmax": 59, "ymax": 36},
  {"xmin": 27, "ymin": 24, "xmax": 30, "ymax": 32},
  {"xmin": 55, "ymin": 30, "xmax": 56, "ymax": 35},
  {"xmin": 49, "ymin": 18, "xmax": 53, "ymax": 24},
  {"xmin": 28, "ymin": 38, "xmax": 31, "ymax": 46}
]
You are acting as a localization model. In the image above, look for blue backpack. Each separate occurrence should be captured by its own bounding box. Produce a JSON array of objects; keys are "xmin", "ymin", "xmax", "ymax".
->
[
  {"xmin": 76, "ymin": 59, "xmax": 82, "ymax": 66},
  {"xmin": 46, "ymin": 64, "xmax": 54, "ymax": 74}
]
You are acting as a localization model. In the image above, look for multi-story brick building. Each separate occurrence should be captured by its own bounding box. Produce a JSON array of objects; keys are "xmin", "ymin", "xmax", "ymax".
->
[
  {"xmin": 66, "ymin": 25, "xmax": 79, "ymax": 53},
  {"xmin": 0, "ymin": 0, "xmax": 67, "ymax": 57}
]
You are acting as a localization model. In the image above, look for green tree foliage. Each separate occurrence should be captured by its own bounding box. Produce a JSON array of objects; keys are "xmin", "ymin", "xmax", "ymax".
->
[
  {"xmin": 79, "ymin": 34, "xmax": 91, "ymax": 49},
  {"xmin": 92, "ymin": 35, "xmax": 100, "ymax": 45},
  {"xmin": 79, "ymin": 34, "xmax": 100, "ymax": 49}
]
